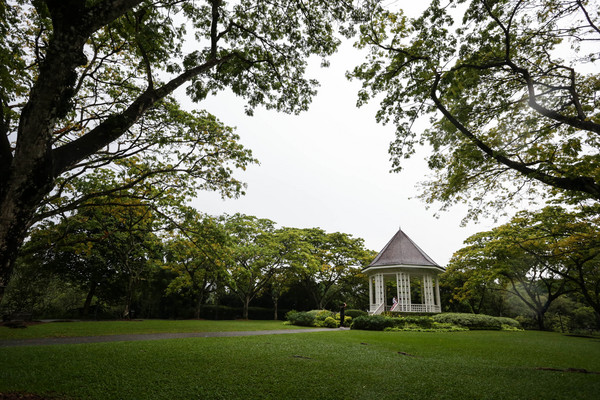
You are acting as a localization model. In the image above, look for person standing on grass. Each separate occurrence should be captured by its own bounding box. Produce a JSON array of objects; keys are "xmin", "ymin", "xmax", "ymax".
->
[{"xmin": 339, "ymin": 302, "xmax": 346, "ymax": 327}]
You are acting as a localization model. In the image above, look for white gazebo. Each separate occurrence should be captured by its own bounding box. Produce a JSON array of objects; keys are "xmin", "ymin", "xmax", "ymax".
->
[{"xmin": 364, "ymin": 228, "xmax": 445, "ymax": 314}]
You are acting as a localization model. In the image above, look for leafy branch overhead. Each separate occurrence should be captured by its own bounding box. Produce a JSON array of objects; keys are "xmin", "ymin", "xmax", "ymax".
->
[
  {"xmin": 351, "ymin": 0, "xmax": 600, "ymax": 219},
  {"xmin": 0, "ymin": 0, "xmax": 355, "ymax": 299}
]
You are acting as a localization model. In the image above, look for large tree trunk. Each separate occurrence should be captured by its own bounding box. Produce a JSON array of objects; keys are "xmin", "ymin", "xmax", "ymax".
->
[
  {"xmin": 273, "ymin": 295, "xmax": 279, "ymax": 321},
  {"xmin": 82, "ymin": 282, "xmax": 98, "ymax": 318},
  {"xmin": 195, "ymin": 291, "xmax": 205, "ymax": 320},
  {"xmin": 0, "ymin": 168, "xmax": 53, "ymax": 304},
  {"xmin": 243, "ymin": 296, "xmax": 250, "ymax": 320},
  {"xmin": 535, "ymin": 311, "xmax": 546, "ymax": 331},
  {"xmin": 0, "ymin": 1, "xmax": 97, "ymax": 304}
]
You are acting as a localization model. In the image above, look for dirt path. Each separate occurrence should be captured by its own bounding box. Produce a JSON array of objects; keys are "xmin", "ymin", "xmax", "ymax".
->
[{"xmin": 0, "ymin": 327, "xmax": 348, "ymax": 348}]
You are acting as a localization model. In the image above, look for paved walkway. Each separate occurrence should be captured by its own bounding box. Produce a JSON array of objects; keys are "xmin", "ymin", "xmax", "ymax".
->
[{"xmin": 0, "ymin": 327, "xmax": 349, "ymax": 348}]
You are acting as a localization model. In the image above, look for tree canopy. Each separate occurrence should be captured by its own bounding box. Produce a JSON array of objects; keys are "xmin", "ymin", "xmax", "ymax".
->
[
  {"xmin": 351, "ymin": 0, "xmax": 600, "ymax": 219},
  {"xmin": 0, "ymin": 0, "xmax": 355, "ymax": 300},
  {"xmin": 447, "ymin": 205, "xmax": 600, "ymax": 327}
]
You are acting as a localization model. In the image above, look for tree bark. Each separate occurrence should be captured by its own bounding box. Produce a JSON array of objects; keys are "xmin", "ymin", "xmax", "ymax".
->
[
  {"xmin": 243, "ymin": 295, "xmax": 250, "ymax": 320},
  {"xmin": 82, "ymin": 282, "xmax": 98, "ymax": 318}
]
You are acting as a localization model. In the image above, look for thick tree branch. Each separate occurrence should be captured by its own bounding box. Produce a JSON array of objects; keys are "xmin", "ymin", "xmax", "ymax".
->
[
  {"xmin": 505, "ymin": 59, "xmax": 600, "ymax": 134},
  {"xmin": 430, "ymin": 73, "xmax": 600, "ymax": 199},
  {"xmin": 51, "ymin": 54, "xmax": 235, "ymax": 175},
  {"xmin": 577, "ymin": 0, "xmax": 600, "ymax": 35},
  {"xmin": 0, "ymin": 101, "xmax": 11, "ymax": 173}
]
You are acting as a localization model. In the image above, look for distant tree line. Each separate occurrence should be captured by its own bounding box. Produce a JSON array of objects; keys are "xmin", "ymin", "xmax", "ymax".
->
[
  {"xmin": 1, "ymin": 195, "xmax": 375, "ymax": 321},
  {"xmin": 441, "ymin": 206, "xmax": 600, "ymax": 333}
]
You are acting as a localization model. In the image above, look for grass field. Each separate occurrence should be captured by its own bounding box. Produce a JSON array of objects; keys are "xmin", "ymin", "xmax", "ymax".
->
[
  {"xmin": 0, "ymin": 319, "xmax": 305, "ymax": 340},
  {"xmin": 1, "ymin": 322, "xmax": 599, "ymax": 399}
]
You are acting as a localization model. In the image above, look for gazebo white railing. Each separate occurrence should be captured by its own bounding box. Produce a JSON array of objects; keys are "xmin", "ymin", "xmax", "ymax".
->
[{"xmin": 367, "ymin": 271, "xmax": 442, "ymax": 315}]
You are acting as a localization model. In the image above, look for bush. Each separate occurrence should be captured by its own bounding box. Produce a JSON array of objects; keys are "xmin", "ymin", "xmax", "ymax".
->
[
  {"xmin": 312, "ymin": 309, "xmax": 335, "ymax": 322},
  {"xmin": 285, "ymin": 310, "xmax": 316, "ymax": 327},
  {"xmin": 351, "ymin": 315, "xmax": 396, "ymax": 331},
  {"xmin": 494, "ymin": 316, "xmax": 521, "ymax": 329},
  {"xmin": 319, "ymin": 316, "xmax": 339, "ymax": 328},
  {"xmin": 345, "ymin": 309, "xmax": 367, "ymax": 319},
  {"xmin": 432, "ymin": 313, "xmax": 502, "ymax": 330},
  {"xmin": 401, "ymin": 315, "xmax": 434, "ymax": 328},
  {"xmin": 384, "ymin": 323, "xmax": 468, "ymax": 333}
]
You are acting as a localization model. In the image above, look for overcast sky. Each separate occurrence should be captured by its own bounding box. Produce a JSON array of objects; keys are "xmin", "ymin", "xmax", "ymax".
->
[{"xmin": 179, "ymin": 3, "xmax": 505, "ymax": 266}]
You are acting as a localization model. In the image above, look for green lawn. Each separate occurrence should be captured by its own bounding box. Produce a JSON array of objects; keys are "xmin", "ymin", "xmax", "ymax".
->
[
  {"xmin": 0, "ymin": 319, "xmax": 305, "ymax": 340},
  {"xmin": 1, "ymin": 328, "xmax": 599, "ymax": 399}
]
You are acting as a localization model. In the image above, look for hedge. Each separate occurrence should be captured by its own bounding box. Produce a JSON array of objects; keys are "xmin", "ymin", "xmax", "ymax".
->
[
  {"xmin": 285, "ymin": 309, "xmax": 354, "ymax": 328},
  {"xmin": 350, "ymin": 313, "xmax": 520, "ymax": 331},
  {"xmin": 432, "ymin": 313, "xmax": 502, "ymax": 330}
]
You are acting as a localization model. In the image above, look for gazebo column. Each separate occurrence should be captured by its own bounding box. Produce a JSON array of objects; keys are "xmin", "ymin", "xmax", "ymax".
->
[
  {"xmin": 423, "ymin": 275, "xmax": 434, "ymax": 312},
  {"xmin": 369, "ymin": 276, "xmax": 373, "ymax": 307},
  {"xmin": 435, "ymin": 275, "xmax": 441, "ymax": 312},
  {"xmin": 397, "ymin": 272, "xmax": 411, "ymax": 312},
  {"xmin": 372, "ymin": 273, "xmax": 385, "ymax": 314}
]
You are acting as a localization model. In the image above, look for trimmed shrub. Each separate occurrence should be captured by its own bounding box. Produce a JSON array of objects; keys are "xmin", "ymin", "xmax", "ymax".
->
[
  {"xmin": 285, "ymin": 311, "xmax": 316, "ymax": 327},
  {"xmin": 312, "ymin": 309, "xmax": 335, "ymax": 322},
  {"xmin": 320, "ymin": 316, "xmax": 339, "ymax": 328},
  {"xmin": 401, "ymin": 315, "xmax": 435, "ymax": 328},
  {"xmin": 345, "ymin": 309, "xmax": 367, "ymax": 319},
  {"xmin": 495, "ymin": 316, "xmax": 521, "ymax": 329},
  {"xmin": 432, "ymin": 313, "xmax": 502, "ymax": 330},
  {"xmin": 351, "ymin": 315, "xmax": 396, "ymax": 331},
  {"xmin": 384, "ymin": 323, "xmax": 468, "ymax": 333}
]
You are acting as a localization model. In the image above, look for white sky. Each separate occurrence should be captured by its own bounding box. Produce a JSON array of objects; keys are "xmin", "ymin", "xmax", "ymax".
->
[{"xmin": 179, "ymin": 2, "xmax": 503, "ymax": 265}]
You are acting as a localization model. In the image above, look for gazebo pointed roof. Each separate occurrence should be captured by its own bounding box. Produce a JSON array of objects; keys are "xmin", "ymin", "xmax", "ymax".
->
[{"xmin": 366, "ymin": 228, "xmax": 443, "ymax": 270}]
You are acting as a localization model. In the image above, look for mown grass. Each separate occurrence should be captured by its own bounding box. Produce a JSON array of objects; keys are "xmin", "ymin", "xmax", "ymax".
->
[
  {"xmin": 1, "ymin": 329, "xmax": 599, "ymax": 399},
  {"xmin": 0, "ymin": 319, "xmax": 305, "ymax": 340}
]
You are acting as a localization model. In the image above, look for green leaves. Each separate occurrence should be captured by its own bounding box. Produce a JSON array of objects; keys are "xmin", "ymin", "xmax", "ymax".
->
[
  {"xmin": 447, "ymin": 205, "xmax": 600, "ymax": 326},
  {"xmin": 352, "ymin": 0, "xmax": 600, "ymax": 218}
]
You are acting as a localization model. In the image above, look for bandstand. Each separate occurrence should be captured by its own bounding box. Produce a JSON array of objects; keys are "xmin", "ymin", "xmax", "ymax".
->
[{"xmin": 364, "ymin": 228, "xmax": 444, "ymax": 314}]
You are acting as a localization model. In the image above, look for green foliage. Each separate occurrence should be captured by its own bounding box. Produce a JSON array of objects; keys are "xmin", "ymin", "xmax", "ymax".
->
[
  {"xmin": 0, "ymin": 0, "xmax": 356, "ymax": 303},
  {"xmin": 293, "ymin": 228, "xmax": 375, "ymax": 309},
  {"xmin": 446, "ymin": 205, "xmax": 600, "ymax": 330},
  {"xmin": 351, "ymin": 0, "xmax": 600, "ymax": 217},
  {"xmin": 384, "ymin": 323, "xmax": 468, "ymax": 333},
  {"xmin": 351, "ymin": 314, "xmax": 470, "ymax": 331},
  {"xmin": 285, "ymin": 309, "xmax": 350, "ymax": 328},
  {"xmin": 432, "ymin": 313, "xmax": 502, "ymax": 330},
  {"xmin": 350, "ymin": 315, "xmax": 396, "ymax": 331},
  {"xmin": 20, "ymin": 196, "xmax": 163, "ymax": 319},
  {"xmin": 311, "ymin": 309, "xmax": 335, "ymax": 322},
  {"xmin": 494, "ymin": 317, "xmax": 522, "ymax": 329},
  {"xmin": 285, "ymin": 311, "xmax": 316, "ymax": 327},
  {"xmin": 345, "ymin": 309, "xmax": 368, "ymax": 319},
  {"xmin": 319, "ymin": 316, "xmax": 339, "ymax": 328}
]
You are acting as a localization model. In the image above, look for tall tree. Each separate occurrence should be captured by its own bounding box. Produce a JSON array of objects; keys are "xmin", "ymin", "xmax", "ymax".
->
[
  {"xmin": 449, "ymin": 224, "xmax": 572, "ymax": 329},
  {"xmin": 267, "ymin": 227, "xmax": 314, "ymax": 319},
  {"xmin": 510, "ymin": 206, "xmax": 600, "ymax": 326},
  {"xmin": 221, "ymin": 214, "xmax": 296, "ymax": 320},
  {"xmin": 351, "ymin": 0, "xmax": 600, "ymax": 220},
  {"xmin": 22, "ymin": 196, "xmax": 162, "ymax": 318},
  {"xmin": 297, "ymin": 228, "xmax": 372, "ymax": 309},
  {"xmin": 0, "ymin": 0, "xmax": 354, "ymax": 301},
  {"xmin": 449, "ymin": 206, "xmax": 600, "ymax": 327},
  {"xmin": 164, "ymin": 209, "xmax": 228, "ymax": 319}
]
